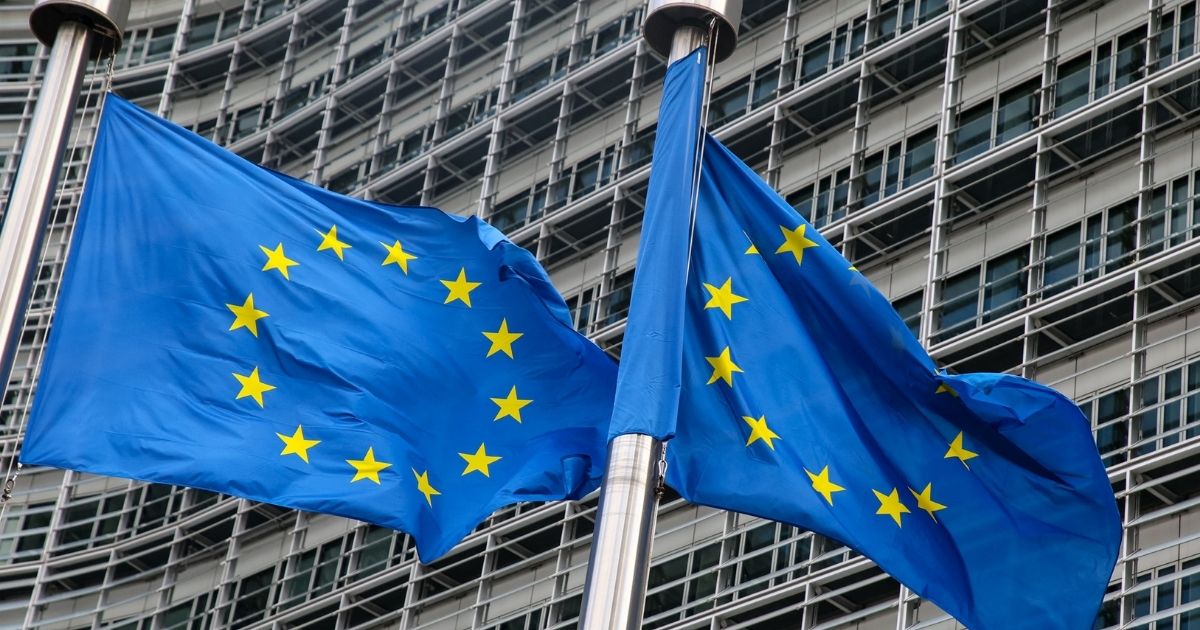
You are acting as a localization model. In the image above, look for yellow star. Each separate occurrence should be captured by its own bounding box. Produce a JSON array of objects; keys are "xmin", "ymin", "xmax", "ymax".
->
[
  {"xmin": 226, "ymin": 293, "xmax": 268, "ymax": 337},
  {"xmin": 483, "ymin": 319, "xmax": 523, "ymax": 358},
  {"xmin": 805, "ymin": 466, "xmax": 845, "ymax": 505},
  {"xmin": 944, "ymin": 431, "xmax": 978, "ymax": 469},
  {"xmin": 413, "ymin": 468, "xmax": 441, "ymax": 506},
  {"xmin": 441, "ymin": 267, "xmax": 482, "ymax": 307},
  {"xmin": 459, "ymin": 443, "xmax": 502, "ymax": 477},
  {"xmin": 703, "ymin": 278, "xmax": 749, "ymax": 320},
  {"xmin": 232, "ymin": 367, "xmax": 275, "ymax": 408},
  {"xmin": 909, "ymin": 483, "xmax": 948, "ymax": 522},
  {"xmin": 276, "ymin": 425, "xmax": 320, "ymax": 463},
  {"xmin": 259, "ymin": 243, "xmax": 299, "ymax": 280},
  {"xmin": 873, "ymin": 487, "xmax": 911, "ymax": 527},
  {"xmin": 774, "ymin": 224, "xmax": 819, "ymax": 266},
  {"xmin": 347, "ymin": 447, "xmax": 391, "ymax": 484},
  {"xmin": 381, "ymin": 240, "xmax": 417, "ymax": 274},
  {"xmin": 936, "ymin": 383, "xmax": 958, "ymax": 397},
  {"xmin": 316, "ymin": 225, "xmax": 351, "ymax": 260},
  {"xmin": 491, "ymin": 386, "xmax": 532, "ymax": 422},
  {"xmin": 742, "ymin": 415, "xmax": 780, "ymax": 449},
  {"xmin": 705, "ymin": 346, "xmax": 743, "ymax": 387}
]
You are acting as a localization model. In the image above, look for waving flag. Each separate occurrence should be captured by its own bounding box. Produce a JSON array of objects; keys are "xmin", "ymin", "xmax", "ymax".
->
[
  {"xmin": 614, "ymin": 50, "xmax": 1121, "ymax": 629},
  {"xmin": 21, "ymin": 95, "xmax": 616, "ymax": 561}
]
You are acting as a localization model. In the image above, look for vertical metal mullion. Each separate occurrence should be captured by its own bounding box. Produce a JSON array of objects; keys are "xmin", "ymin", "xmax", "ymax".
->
[
  {"xmin": 919, "ymin": 0, "xmax": 962, "ymax": 349},
  {"xmin": 1024, "ymin": 0, "xmax": 1061, "ymax": 379},
  {"xmin": 477, "ymin": 0, "xmax": 525, "ymax": 218},
  {"xmin": 157, "ymin": 0, "xmax": 197, "ymax": 118},
  {"xmin": 21, "ymin": 469, "xmax": 76, "ymax": 628},
  {"xmin": 208, "ymin": 500, "xmax": 253, "ymax": 630},
  {"xmin": 431, "ymin": 25, "xmax": 463, "ymax": 143},
  {"xmin": 311, "ymin": 0, "xmax": 358, "ymax": 184},
  {"xmin": 471, "ymin": 532, "xmax": 499, "ymax": 628},
  {"xmin": 262, "ymin": 11, "xmax": 305, "ymax": 167}
]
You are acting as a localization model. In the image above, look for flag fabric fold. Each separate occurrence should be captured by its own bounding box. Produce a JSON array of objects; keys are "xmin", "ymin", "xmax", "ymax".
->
[
  {"xmin": 21, "ymin": 95, "xmax": 617, "ymax": 562},
  {"xmin": 616, "ymin": 55, "xmax": 1121, "ymax": 629},
  {"xmin": 608, "ymin": 47, "xmax": 707, "ymax": 441}
]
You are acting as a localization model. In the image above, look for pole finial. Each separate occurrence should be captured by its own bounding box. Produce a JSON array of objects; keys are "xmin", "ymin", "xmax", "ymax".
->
[
  {"xmin": 30, "ymin": 0, "xmax": 130, "ymax": 58},
  {"xmin": 643, "ymin": 0, "xmax": 742, "ymax": 62}
]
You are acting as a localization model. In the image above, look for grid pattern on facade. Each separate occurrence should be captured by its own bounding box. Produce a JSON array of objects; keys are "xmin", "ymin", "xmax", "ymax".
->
[{"xmin": 1, "ymin": 0, "xmax": 1200, "ymax": 627}]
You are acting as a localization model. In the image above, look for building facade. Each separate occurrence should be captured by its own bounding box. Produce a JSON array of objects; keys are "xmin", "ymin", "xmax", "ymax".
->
[{"xmin": 0, "ymin": 0, "xmax": 1195, "ymax": 626}]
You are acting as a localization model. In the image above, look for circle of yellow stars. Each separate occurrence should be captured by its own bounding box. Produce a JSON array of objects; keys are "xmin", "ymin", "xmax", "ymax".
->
[
  {"xmin": 708, "ymin": 223, "xmax": 973, "ymax": 528},
  {"xmin": 225, "ymin": 224, "xmax": 541, "ymax": 510}
]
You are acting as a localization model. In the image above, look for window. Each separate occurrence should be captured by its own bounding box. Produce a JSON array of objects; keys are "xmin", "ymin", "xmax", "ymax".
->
[
  {"xmin": 444, "ymin": 88, "xmax": 499, "ymax": 139},
  {"xmin": 1042, "ymin": 215, "xmax": 1101, "ymax": 298},
  {"xmin": 185, "ymin": 13, "xmax": 220, "ymax": 51},
  {"xmin": 578, "ymin": 9, "xmax": 640, "ymax": 63},
  {"xmin": 511, "ymin": 49, "xmax": 570, "ymax": 103},
  {"xmin": 0, "ymin": 42, "xmax": 37, "ymax": 81},
  {"xmin": 952, "ymin": 102, "xmax": 992, "ymax": 164},
  {"xmin": 892, "ymin": 291, "xmax": 923, "ymax": 338},
  {"xmin": 1054, "ymin": 53, "xmax": 1092, "ymax": 116},
  {"xmin": 600, "ymin": 270, "xmax": 634, "ymax": 328},
  {"xmin": 564, "ymin": 286, "xmax": 596, "ymax": 333},
  {"xmin": 798, "ymin": 17, "xmax": 866, "ymax": 84},
  {"xmin": 1041, "ymin": 200, "xmax": 1137, "ymax": 298},
  {"xmin": 569, "ymin": 148, "xmax": 617, "ymax": 199},
  {"xmin": 786, "ymin": 167, "xmax": 850, "ymax": 228},
  {"xmin": 861, "ymin": 126, "xmax": 936, "ymax": 206},
  {"xmin": 1144, "ymin": 174, "xmax": 1200, "ymax": 253},
  {"xmin": 402, "ymin": 3, "xmax": 449, "ymax": 43},
  {"xmin": 231, "ymin": 567, "xmax": 275, "ymax": 625},
  {"xmin": 709, "ymin": 62, "xmax": 780, "ymax": 127},
  {"xmin": 144, "ymin": 24, "xmax": 176, "ymax": 62},
  {"xmin": 935, "ymin": 248, "xmax": 1028, "ymax": 341},
  {"xmin": 1115, "ymin": 28, "xmax": 1146, "ymax": 89},
  {"xmin": 488, "ymin": 180, "xmax": 550, "ymax": 232},
  {"xmin": 953, "ymin": 79, "xmax": 1039, "ymax": 164}
]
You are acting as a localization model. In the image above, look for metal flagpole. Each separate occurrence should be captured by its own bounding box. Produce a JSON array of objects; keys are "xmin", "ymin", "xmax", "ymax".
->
[
  {"xmin": 0, "ymin": 0, "xmax": 128, "ymax": 387},
  {"xmin": 578, "ymin": 3, "xmax": 740, "ymax": 629}
]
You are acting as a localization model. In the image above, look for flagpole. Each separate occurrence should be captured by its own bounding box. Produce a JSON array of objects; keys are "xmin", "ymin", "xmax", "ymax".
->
[
  {"xmin": 0, "ymin": 0, "xmax": 127, "ymax": 387},
  {"xmin": 578, "ymin": 3, "xmax": 740, "ymax": 629}
]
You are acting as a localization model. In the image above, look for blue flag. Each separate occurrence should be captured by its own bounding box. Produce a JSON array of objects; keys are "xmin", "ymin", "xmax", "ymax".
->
[
  {"xmin": 21, "ymin": 95, "xmax": 616, "ymax": 562},
  {"xmin": 620, "ymin": 53, "xmax": 1121, "ymax": 629}
]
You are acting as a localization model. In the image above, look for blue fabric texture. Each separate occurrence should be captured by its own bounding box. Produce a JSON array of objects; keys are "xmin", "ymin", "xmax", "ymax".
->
[
  {"xmin": 21, "ymin": 95, "xmax": 617, "ymax": 562},
  {"xmin": 616, "ymin": 55, "xmax": 1121, "ymax": 629},
  {"xmin": 608, "ymin": 47, "xmax": 707, "ymax": 440}
]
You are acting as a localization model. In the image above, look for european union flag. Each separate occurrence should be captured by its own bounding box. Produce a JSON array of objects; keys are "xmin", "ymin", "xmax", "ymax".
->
[
  {"xmin": 619, "ymin": 51, "xmax": 1121, "ymax": 629},
  {"xmin": 21, "ymin": 95, "xmax": 616, "ymax": 562}
]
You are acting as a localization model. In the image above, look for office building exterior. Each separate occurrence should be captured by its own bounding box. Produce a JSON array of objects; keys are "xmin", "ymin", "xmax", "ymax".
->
[{"xmin": 0, "ymin": 0, "xmax": 1196, "ymax": 626}]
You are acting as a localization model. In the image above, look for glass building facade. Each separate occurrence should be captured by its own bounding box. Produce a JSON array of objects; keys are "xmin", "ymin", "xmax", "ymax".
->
[{"xmin": 0, "ymin": 0, "xmax": 1198, "ymax": 626}]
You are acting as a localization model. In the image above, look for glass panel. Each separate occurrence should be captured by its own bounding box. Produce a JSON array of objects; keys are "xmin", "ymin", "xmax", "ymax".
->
[
  {"xmin": 1182, "ymin": 2, "xmax": 1197, "ymax": 59},
  {"xmin": 996, "ymin": 79, "xmax": 1038, "ymax": 143},
  {"xmin": 185, "ymin": 14, "xmax": 220, "ymax": 51},
  {"xmin": 1095, "ymin": 43, "xmax": 1113, "ymax": 99},
  {"xmin": 800, "ymin": 35, "xmax": 832, "ymax": 83},
  {"xmin": 1055, "ymin": 53, "xmax": 1092, "ymax": 117},
  {"xmin": 862, "ymin": 152, "xmax": 883, "ymax": 206},
  {"xmin": 891, "ymin": 292, "xmax": 923, "ymax": 338},
  {"xmin": 1044, "ymin": 224, "xmax": 1082, "ymax": 297},
  {"xmin": 983, "ymin": 249, "xmax": 1027, "ymax": 321},
  {"xmin": 1115, "ymin": 29, "xmax": 1145, "ymax": 89},
  {"xmin": 953, "ymin": 102, "xmax": 992, "ymax": 164},
  {"xmin": 1105, "ymin": 200, "xmax": 1138, "ymax": 271},
  {"xmin": 938, "ymin": 267, "xmax": 980, "ymax": 336},
  {"xmin": 902, "ymin": 128, "xmax": 936, "ymax": 187}
]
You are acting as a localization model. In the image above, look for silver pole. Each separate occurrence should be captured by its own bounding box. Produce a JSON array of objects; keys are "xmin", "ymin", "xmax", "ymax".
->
[
  {"xmin": 578, "ymin": 433, "xmax": 665, "ymax": 629},
  {"xmin": 578, "ymin": 3, "xmax": 740, "ymax": 627},
  {"xmin": 0, "ymin": 0, "xmax": 127, "ymax": 389}
]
